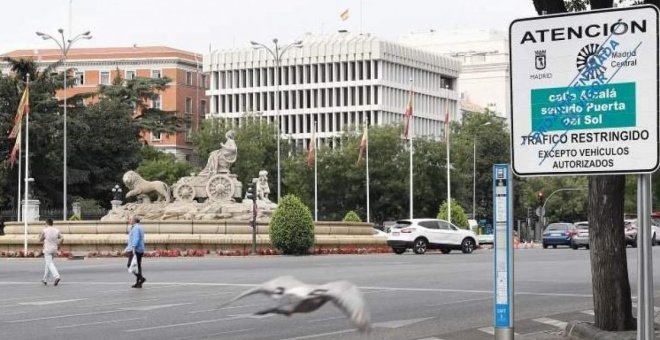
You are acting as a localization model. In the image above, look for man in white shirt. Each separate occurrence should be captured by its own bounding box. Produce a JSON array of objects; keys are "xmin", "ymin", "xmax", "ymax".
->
[{"xmin": 39, "ymin": 218, "xmax": 62, "ymax": 286}]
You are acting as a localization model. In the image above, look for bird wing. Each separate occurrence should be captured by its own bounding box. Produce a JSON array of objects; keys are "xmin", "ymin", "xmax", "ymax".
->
[
  {"xmin": 317, "ymin": 280, "xmax": 371, "ymax": 332},
  {"xmin": 217, "ymin": 276, "xmax": 306, "ymax": 309}
]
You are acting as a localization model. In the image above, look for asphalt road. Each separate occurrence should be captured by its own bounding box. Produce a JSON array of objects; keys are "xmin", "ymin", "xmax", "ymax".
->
[{"xmin": 1, "ymin": 247, "xmax": 659, "ymax": 340}]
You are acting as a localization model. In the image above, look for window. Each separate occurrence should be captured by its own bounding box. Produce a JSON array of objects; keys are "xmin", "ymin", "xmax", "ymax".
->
[
  {"xmin": 125, "ymin": 70, "xmax": 135, "ymax": 80},
  {"xmin": 200, "ymin": 100, "xmax": 207, "ymax": 115},
  {"xmin": 201, "ymin": 74, "xmax": 207, "ymax": 88},
  {"xmin": 152, "ymin": 95, "xmax": 162, "ymax": 109},
  {"xmin": 186, "ymin": 71, "xmax": 193, "ymax": 86},
  {"xmin": 151, "ymin": 70, "xmax": 161, "ymax": 79},
  {"xmin": 419, "ymin": 221, "xmax": 439, "ymax": 229},
  {"xmin": 100, "ymin": 71, "xmax": 110, "ymax": 85},
  {"xmin": 74, "ymin": 72, "xmax": 84, "ymax": 85},
  {"xmin": 185, "ymin": 97, "xmax": 193, "ymax": 114},
  {"xmin": 151, "ymin": 131, "xmax": 161, "ymax": 141},
  {"xmin": 185, "ymin": 122, "xmax": 193, "ymax": 142}
]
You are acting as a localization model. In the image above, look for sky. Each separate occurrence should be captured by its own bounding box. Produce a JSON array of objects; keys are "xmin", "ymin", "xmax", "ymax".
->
[{"xmin": 1, "ymin": 0, "xmax": 538, "ymax": 54}]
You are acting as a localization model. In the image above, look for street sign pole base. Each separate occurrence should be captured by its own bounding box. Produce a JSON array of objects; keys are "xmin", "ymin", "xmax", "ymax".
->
[{"xmin": 495, "ymin": 327, "xmax": 514, "ymax": 340}]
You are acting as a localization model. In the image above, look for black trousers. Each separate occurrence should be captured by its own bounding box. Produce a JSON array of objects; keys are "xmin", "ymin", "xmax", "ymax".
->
[{"xmin": 127, "ymin": 252, "xmax": 144, "ymax": 281}]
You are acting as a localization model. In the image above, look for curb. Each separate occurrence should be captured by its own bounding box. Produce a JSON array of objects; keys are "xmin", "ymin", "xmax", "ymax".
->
[{"xmin": 565, "ymin": 321, "xmax": 636, "ymax": 340}]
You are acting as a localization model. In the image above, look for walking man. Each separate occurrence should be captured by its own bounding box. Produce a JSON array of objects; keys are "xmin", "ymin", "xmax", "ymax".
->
[
  {"xmin": 39, "ymin": 218, "xmax": 62, "ymax": 286},
  {"xmin": 125, "ymin": 216, "xmax": 146, "ymax": 288}
]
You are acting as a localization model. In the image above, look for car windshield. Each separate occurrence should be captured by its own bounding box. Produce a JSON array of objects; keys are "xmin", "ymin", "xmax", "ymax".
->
[
  {"xmin": 575, "ymin": 223, "xmax": 589, "ymax": 230},
  {"xmin": 392, "ymin": 221, "xmax": 411, "ymax": 229},
  {"xmin": 546, "ymin": 224, "xmax": 568, "ymax": 231}
]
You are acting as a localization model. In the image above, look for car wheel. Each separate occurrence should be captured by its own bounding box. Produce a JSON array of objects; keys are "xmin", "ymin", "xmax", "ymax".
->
[
  {"xmin": 571, "ymin": 241, "xmax": 578, "ymax": 250},
  {"xmin": 440, "ymin": 247, "xmax": 451, "ymax": 254},
  {"xmin": 413, "ymin": 238, "xmax": 427, "ymax": 255},
  {"xmin": 632, "ymin": 237, "xmax": 638, "ymax": 248},
  {"xmin": 585, "ymin": 245, "xmax": 590, "ymax": 250},
  {"xmin": 552, "ymin": 245, "xmax": 557, "ymax": 249},
  {"xmin": 653, "ymin": 233, "xmax": 657, "ymax": 246},
  {"xmin": 393, "ymin": 248, "xmax": 406, "ymax": 254},
  {"xmin": 543, "ymin": 243, "xmax": 548, "ymax": 249},
  {"xmin": 461, "ymin": 238, "xmax": 476, "ymax": 254}
]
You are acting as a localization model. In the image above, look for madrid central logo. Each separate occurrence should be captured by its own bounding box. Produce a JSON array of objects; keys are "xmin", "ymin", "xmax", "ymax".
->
[{"xmin": 576, "ymin": 43, "xmax": 606, "ymax": 80}]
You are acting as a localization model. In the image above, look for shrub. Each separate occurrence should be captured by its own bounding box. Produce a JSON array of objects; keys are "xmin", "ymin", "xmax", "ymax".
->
[
  {"xmin": 437, "ymin": 200, "xmax": 469, "ymax": 229},
  {"xmin": 342, "ymin": 210, "xmax": 361, "ymax": 222},
  {"xmin": 69, "ymin": 214, "xmax": 81, "ymax": 221},
  {"xmin": 269, "ymin": 194, "xmax": 315, "ymax": 255}
]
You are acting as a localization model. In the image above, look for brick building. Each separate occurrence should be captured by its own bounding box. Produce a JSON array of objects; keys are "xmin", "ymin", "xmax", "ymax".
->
[{"xmin": 1, "ymin": 46, "xmax": 207, "ymax": 160}]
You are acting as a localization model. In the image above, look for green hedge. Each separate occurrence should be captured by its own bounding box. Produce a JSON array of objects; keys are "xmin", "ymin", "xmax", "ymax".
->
[
  {"xmin": 437, "ymin": 200, "xmax": 469, "ymax": 229},
  {"xmin": 269, "ymin": 195, "xmax": 315, "ymax": 255},
  {"xmin": 342, "ymin": 211, "xmax": 361, "ymax": 222}
]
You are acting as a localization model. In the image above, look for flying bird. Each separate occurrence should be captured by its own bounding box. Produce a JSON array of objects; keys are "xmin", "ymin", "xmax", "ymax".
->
[{"xmin": 219, "ymin": 276, "xmax": 371, "ymax": 332}]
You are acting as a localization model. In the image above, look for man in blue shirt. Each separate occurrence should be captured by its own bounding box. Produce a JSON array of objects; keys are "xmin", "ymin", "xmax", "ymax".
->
[{"xmin": 125, "ymin": 216, "xmax": 146, "ymax": 288}]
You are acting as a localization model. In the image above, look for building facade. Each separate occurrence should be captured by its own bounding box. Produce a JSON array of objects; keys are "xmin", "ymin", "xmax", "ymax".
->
[
  {"xmin": 1, "ymin": 46, "xmax": 207, "ymax": 160},
  {"xmin": 204, "ymin": 32, "xmax": 460, "ymax": 149},
  {"xmin": 400, "ymin": 29, "xmax": 510, "ymax": 122}
]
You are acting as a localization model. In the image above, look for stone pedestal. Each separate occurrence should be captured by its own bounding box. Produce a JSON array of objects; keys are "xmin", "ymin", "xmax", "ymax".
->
[
  {"xmin": 21, "ymin": 199, "xmax": 40, "ymax": 222},
  {"xmin": 111, "ymin": 200, "xmax": 123, "ymax": 210}
]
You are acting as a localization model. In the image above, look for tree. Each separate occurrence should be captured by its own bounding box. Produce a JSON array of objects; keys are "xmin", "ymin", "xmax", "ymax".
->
[
  {"xmin": 437, "ymin": 200, "xmax": 469, "ymax": 229},
  {"xmin": 136, "ymin": 145, "xmax": 198, "ymax": 185},
  {"xmin": 342, "ymin": 210, "xmax": 362, "ymax": 223},
  {"xmin": 531, "ymin": 0, "xmax": 636, "ymax": 331}
]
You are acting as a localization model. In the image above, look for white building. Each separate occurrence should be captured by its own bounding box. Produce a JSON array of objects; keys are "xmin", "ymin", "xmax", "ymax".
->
[
  {"xmin": 400, "ymin": 29, "xmax": 510, "ymax": 122},
  {"xmin": 204, "ymin": 32, "xmax": 460, "ymax": 149}
]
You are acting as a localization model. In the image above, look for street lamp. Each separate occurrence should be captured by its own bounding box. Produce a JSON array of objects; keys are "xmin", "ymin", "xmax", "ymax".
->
[
  {"xmin": 36, "ymin": 29, "xmax": 92, "ymax": 220},
  {"xmin": 250, "ymin": 38, "xmax": 303, "ymax": 202},
  {"xmin": 112, "ymin": 184, "xmax": 123, "ymax": 201},
  {"xmin": 472, "ymin": 121, "xmax": 491, "ymax": 220}
]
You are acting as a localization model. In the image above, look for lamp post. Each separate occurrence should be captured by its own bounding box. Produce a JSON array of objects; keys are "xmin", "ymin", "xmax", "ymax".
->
[
  {"xmin": 250, "ymin": 39, "xmax": 302, "ymax": 202},
  {"xmin": 472, "ymin": 121, "xmax": 491, "ymax": 220},
  {"xmin": 36, "ymin": 29, "xmax": 92, "ymax": 220}
]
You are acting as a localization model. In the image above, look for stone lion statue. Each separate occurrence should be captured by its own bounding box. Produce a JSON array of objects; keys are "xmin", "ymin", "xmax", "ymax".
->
[{"xmin": 122, "ymin": 170, "xmax": 171, "ymax": 203}]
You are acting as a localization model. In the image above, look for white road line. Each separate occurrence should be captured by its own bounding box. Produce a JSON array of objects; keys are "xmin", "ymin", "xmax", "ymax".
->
[
  {"xmin": 54, "ymin": 317, "xmax": 146, "ymax": 329},
  {"xmin": 426, "ymin": 297, "xmax": 491, "ymax": 307},
  {"xmin": 533, "ymin": 317, "xmax": 568, "ymax": 329},
  {"xmin": 308, "ymin": 316, "xmax": 345, "ymax": 323},
  {"xmin": 19, "ymin": 298, "xmax": 87, "ymax": 306},
  {"xmin": 581, "ymin": 310, "xmax": 595, "ymax": 315},
  {"xmin": 124, "ymin": 316, "xmax": 239, "ymax": 332},
  {"xmin": 631, "ymin": 303, "xmax": 660, "ymax": 312},
  {"xmin": 279, "ymin": 329, "xmax": 354, "ymax": 340},
  {"xmin": 0, "ymin": 281, "xmax": 594, "ymax": 298},
  {"xmin": 417, "ymin": 337, "xmax": 444, "ymax": 340},
  {"xmin": 170, "ymin": 328, "xmax": 255, "ymax": 340},
  {"xmin": 120, "ymin": 302, "xmax": 192, "ymax": 311},
  {"xmin": 6, "ymin": 309, "xmax": 123, "ymax": 323},
  {"xmin": 478, "ymin": 326, "xmax": 495, "ymax": 335},
  {"xmin": 187, "ymin": 304, "xmax": 260, "ymax": 314}
]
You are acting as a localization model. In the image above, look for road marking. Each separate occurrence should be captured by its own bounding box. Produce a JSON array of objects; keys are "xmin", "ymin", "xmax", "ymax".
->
[
  {"xmin": 479, "ymin": 327, "xmax": 519, "ymax": 336},
  {"xmin": 0, "ymin": 281, "xmax": 594, "ymax": 298},
  {"xmin": 188, "ymin": 303, "xmax": 260, "ymax": 314},
  {"xmin": 533, "ymin": 317, "xmax": 568, "ymax": 329},
  {"xmin": 581, "ymin": 310, "xmax": 595, "ymax": 315},
  {"xmin": 373, "ymin": 317, "xmax": 434, "ymax": 328},
  {"xmin": 426, "ymin": 297, "xmax": 491, "ymax": 307},
  {"xmin": 19, "ymin": 298, "xmax": 87, "ymax": 306},
  {"xmin": 6, "ymin": 309, "xmax": 123, "ymax": 323},
  {"xmin": 417, "ymin": 337, "xmax": 444, "ymax": 340},
  {"xmin": 55, "ymin": 317, "xmax": 146, "ymax": 329},
  {"xmin": 120, "ymin": 302, "xmax": 191, "ymax": 311},
  {"xmin": 94, "ymin": 298, "xmax": 160, "ymax": 307},
  {"xmin": 308, "ymin": 316, "xmax": 346, "ymax": 323},
  {"xmin": 170, "ymin": 328, "xmax": 255, "ymax": 340},
  {"xmin": 279, "ymin": 329, "xmax": 354, "ymax": 340},
  {"xmin": 124, "ymin": 316, "xmax": 239, "ymax": 332}
]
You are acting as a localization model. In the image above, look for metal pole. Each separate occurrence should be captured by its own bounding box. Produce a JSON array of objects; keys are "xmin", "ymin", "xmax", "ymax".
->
[
  {"xmin": 366, "ymin": 123, "xmax": 370, "ymax": 223},
  {"xmin": 63, "ymin": 39, "xmax": 68, "ymax": 221},
  {"xmin": 409, "ymin": 79, "xmax": 414, "ymax": 220},
  {"xmin": 637, "ymin": 173, "xmax": 654, "ymax": 340},
  {"xmin": 473, "ymin": 139, "xmax": 476, "ymax": 219},
  {"xmin": 251, "ymin": 200, "xmax": 257, "ymax": 255},
  {"xmin": 17, "ymin": 132, "xmax": 22, "ymax": 222},
  {"xmin": 23, "ymin": 74, "xmax": 30, "ymax": 255},
  {"xmin": 445, "ymin": 85, "xmax": 451, "ymax": 223},
  {"xmin": 314, "ymin": 120, "xmax": 318, "ymax": 221},
  {"xmin": 274, "ymin": 40, "xmax": 281, "ymax": 202}
]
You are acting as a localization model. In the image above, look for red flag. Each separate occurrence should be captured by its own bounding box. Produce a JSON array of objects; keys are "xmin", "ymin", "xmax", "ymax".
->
[
  {"xmin": 307, "ymin": 129, "xmax": 316, "ymax": 167},
  {"xmin": 403, "ymin": 89, "xmax": 413, "ymax": 139},
  {"xmin": 9, "ymin": 129, "xmax": 21, "ymax": 168},
  {"xmin": 358, "ymin": 126, "xmax": 368, "ymax": 163},
  {"xmin": 8, "ymin": 87, "xmax": 29, "ymax": 139}
]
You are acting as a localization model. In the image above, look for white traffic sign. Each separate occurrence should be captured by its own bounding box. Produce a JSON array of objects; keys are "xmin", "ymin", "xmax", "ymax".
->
[{"xmin": 509, "ymin": 6, "xmax": 659, "ymax": 176}]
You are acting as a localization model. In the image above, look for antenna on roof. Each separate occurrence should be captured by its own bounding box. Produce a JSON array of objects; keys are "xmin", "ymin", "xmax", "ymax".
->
[{"xmin": 133, "ymin": 43, "xmax": 137, "ymax": 48}]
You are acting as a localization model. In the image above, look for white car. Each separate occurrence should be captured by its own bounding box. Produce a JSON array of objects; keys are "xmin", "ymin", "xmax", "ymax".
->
[{"xmin": 386, "ymin": 218, "xmax": 479, "ymax": 254}]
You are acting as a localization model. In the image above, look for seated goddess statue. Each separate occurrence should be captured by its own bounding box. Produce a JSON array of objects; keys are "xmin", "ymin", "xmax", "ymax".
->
[{"xmin": 200, "ymin": 130, "xmax": 237, "ymax": 175}]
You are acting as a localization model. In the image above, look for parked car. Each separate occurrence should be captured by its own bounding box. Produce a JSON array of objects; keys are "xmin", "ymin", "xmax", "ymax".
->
[
  {"xmin": 468, "ymin": 219, "xmax": 493, "ymax": 245},
  {"xmin": 624, "ymin": 219, "xmax": 658, "ymax": 247},
  {"xmin": 571, "ymin": 221, "xmax": 589, "ymax": 250},
  {"xmin": 386, "ymin": 218, "xmax": 479, "ymax": 255},
  {"xmin": 542, "ymin": 222, "xmax": 577, "ymax": 249},
  {"xmin": 372, "ymin": 228, "xmax": 387, "ymax": 237}
]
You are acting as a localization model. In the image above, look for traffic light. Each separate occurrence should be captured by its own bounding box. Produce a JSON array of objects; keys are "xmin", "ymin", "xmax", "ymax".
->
[
  {"xmin": 537, "ymin": 191, "xmax": 544, "ymax": 203},
  {"xmin": 246, "ymin": 182, "xmax": 256, "ymax": 202}
]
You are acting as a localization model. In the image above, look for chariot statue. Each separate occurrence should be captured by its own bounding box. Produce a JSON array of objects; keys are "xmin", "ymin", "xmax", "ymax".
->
[{"xmin": 172, "ymin": 130, "xmax": 243, "ymax": 202}]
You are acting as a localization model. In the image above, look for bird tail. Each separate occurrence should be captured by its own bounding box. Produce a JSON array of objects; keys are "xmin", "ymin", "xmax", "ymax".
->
[{"xmin": 216, "ymin": 287, "xmax": 262, "ymax": 310}]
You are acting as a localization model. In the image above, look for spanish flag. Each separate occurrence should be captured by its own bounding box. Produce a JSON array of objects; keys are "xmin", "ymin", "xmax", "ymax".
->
[
  {"xmin": 8, "ymin": 86, "xmax": 29, "ymax": 168},
  {"xmin": 340, "ymin": 9, "xmax": 350, "ymax": 21},
  {"xmin": 403, "ymin": 89, "xmax": 413, "ymax": 139},
  {"xmin": 357, "ymin": 126, "xmax": 367, "ymax": 163}
]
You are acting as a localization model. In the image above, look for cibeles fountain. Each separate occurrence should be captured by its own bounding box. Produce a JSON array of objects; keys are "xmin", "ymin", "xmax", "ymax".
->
[{"xmin": 102, "ymin": 130, "xmax": 277, "ymax": 222}]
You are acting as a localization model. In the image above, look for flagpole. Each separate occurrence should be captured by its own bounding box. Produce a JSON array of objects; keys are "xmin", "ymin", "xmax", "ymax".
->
[
  {"xmin": 445, "ymin": 85, "xmax": 451, "ymax": 224},
  {"xmin": 314, "ymin": 120, "xmax": 318, "ymax": 221},
  {"xmin": 366, "ymin": 123, "xmax": 370, "ymax": 224},
  {"xmin": 23, "ymin": 74, "xmax": 30, "ymax": 255},
  {"xmin": 17, "ymin": 136, "xmax": 22, "ymax": 222},
  {"xmin": 409, "ymin": 79, "xmax": 414, "ymax": 220}
]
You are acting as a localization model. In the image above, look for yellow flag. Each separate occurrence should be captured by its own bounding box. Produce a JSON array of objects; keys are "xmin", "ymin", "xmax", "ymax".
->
[{"xmin": 340, "ymin": 9, "xmax": 350, "ymax": 21}]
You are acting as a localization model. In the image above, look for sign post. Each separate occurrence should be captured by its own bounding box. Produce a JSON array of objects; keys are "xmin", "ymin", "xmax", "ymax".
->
[
  {"xmin": 493, "ymin": 164, "xmax": 513, "ymax": 340},
  {"xmin": 510, "ymin": 6, "xmax": 659, "ymax": 339}
]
